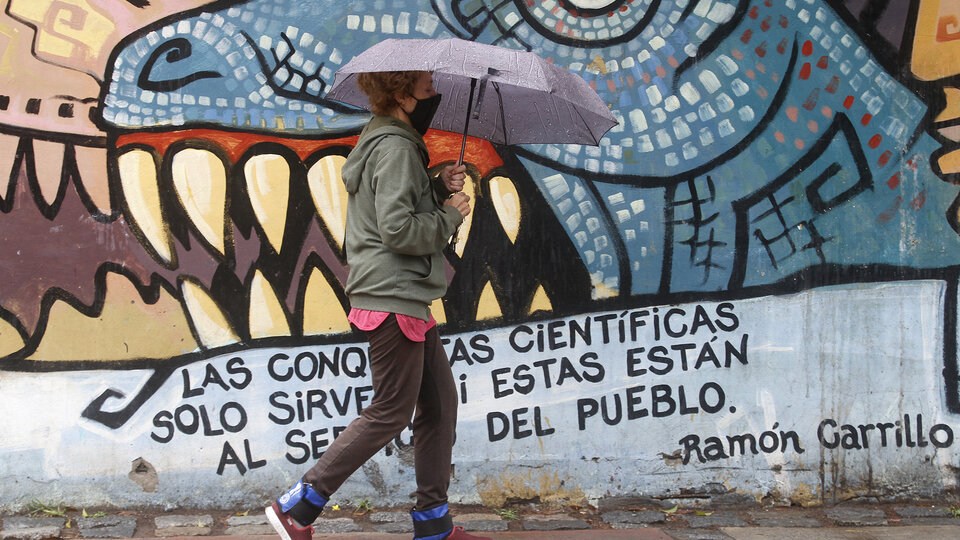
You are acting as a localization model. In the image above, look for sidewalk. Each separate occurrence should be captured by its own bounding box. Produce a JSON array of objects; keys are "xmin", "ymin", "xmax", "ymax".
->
[{"xmin": 3, "ymin": 502, "xmax": 960, "ymax": 539}]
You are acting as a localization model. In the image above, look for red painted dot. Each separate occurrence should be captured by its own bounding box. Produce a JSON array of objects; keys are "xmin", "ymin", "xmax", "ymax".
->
[
  {"xmin": 869, "ymin": 134, "xmax": 882, "ymax": 148},
  {"xmin": 779, "ymin": 15, "xmax": 789, "ymax": 28},
  {"xmin": 808, "ymin": 120, "xmax": 819, "ymax": 132},
  {"xmin": 741, "ymin": 29, "xmax": 753, "ymax": 43},
  {"xmin": 887, "ymin": 173, "xmax": 901, "ymax": 189},
  {"xmin": 775, "ymin": 131, "xmax": 786, "ymax": 143},
  {"xmin": 799, "ymin": 63, "xmax": 812, "ymax": 80},
  {"xmin": 731, "ymin": 48, "xmax": 744, "ymax": 60},
  {"xmin": 821, "ymin": 106, "xmax": 834, "ymax": 118},
  {"xmin": 861, "ymin": 113, "xmax": 873, "ymax": 125},
  {"xmin": 844, "ymin": 95, "xmax": 855, "ymax": 108},
  {"xmin": 802, "ymin": 40, "xmax": 813, "ymax": 56},
  {"xmin": 656, "ymin": 65, "xmax": 666, "ymax": 78},
  {"xmin": 755, "ymin": 43, "xmax": 767, "ymax": 57},
  {"xmin": 878, "ymin": 151, "xmax": 892, "ymax": 167},
  {"xmin": 746, "ymin": 69, "xmax": 756, "ymax": 79},
  {"xmin": 761, "ymin": 17, "xmax": 771, "ymax": 32},
  {"xmin": 749, "ymin": 6, "xmax": 759, "ymax": 18},
  {"xmin": 795, "ymin": 138, "xmax": 805, "ymax": 150},
  {"xmin": 620, "ymin": 5, "xmax": 628, "ymax": 12},
  {"xmin": 817, "ymin": 56, "xmax": 829, "ymax": 69}
]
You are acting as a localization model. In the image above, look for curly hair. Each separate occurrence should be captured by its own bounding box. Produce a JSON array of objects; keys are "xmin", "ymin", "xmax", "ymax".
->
[{"xmin": 357, "ymin": 71, "xmax": 424, "ymax": 116}]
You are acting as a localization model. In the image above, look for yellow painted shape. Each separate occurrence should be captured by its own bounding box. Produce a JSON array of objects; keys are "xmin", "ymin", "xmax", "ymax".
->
[
  {"xmin": 307, "ymin": 155, "xmax": 349, "ymax": 249},
  {"xmin": 0, "ymin": 316, "xmax": 25, "ymax": 357},
  {"xmin": 587, "ymin": 56, "xmax": 608, "ymax": 75},
  {"xmin": 171, "ymin": 148, "xmax": 228, "ymax": 256},
  {"xmin": 9, "ymin": 0, "xmax": 114, "ymax": 63},
  {"xmin": 118, "ymin": 149, "xmax": 174, "ymax": 264},
  {"xmin": 475, "ymin": 281, "xmax": 503, "ymax": 320},
  {"xmin": 912, "ymin": 0, "xmax": 960, "ymax": 81},
  {"xmin": 249, "ymin": 270, "xmax": 291, "ymax": 339},
  {"xmin": 28, "ymin": 272, "xmax": 197, "ymax": 361},
  {"xmin": 245, "ymin": 154, "xmax": 290, "ymax": 254},
  {"xmin": 939, "ymin": 147, "xmax": 960, "ymax": 175},
  {"xmin": 592, "ymin": 280, "xmax": 617, "ymax": 300},
  {"xmin": 180, "ymin": 278, "xmax": 240, "ymax": 349},
  {"xmin": 451, "ymin": 172, "xmax": 476, "ymax": 256},
  {"xmin": 430, "ymin": 298, "xmax": 447, "ymax": 325},
  {"xmin": 488, "ymin": 176, "xmax": 521, "ymax": 243},
  {"xmin": 526, "ymin": 284, "xmax": 553, "ymax": 315},
  {"xmin": 937, "ymin": 87, "xmax": 960, "ymax": 122},
  {"xmin": 302, "ymin": 267, "xmax": 350, "ymax": 335}
]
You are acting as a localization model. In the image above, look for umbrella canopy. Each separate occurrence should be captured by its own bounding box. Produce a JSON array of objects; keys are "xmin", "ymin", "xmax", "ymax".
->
[{"xmin": 325, "ymin": 38, "xmax": 617, "ymax": 148}]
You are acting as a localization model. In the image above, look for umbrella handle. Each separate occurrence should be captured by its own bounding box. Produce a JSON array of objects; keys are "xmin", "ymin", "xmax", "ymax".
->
[{"xmin": 458, "ymin": 77, "xmax": 478, "ymax": 166}]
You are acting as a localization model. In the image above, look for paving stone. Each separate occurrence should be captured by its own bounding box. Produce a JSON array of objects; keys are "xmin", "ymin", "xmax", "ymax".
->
[
  {"xmin": 521, "ymin": 514, "xmax": 591, "ymax": 531},
  {"xmin": 369, "ymin": 511, "xmax": 408, "ymax": 523},
  {"xmin": 224, "ymin": 514, "xmax": 274, "ymax": 535},
  {"xmin": 313, "ymin": 517, "xmax": 362, "ymax": 533},
  {"xmin": 602, "ymin": 510, "xmax": 666, "ymax": 525},
  {"xmin": 748, "ymin": 515, "xmax": 822, "ymax": 528},
  {"xmin": 76, "ymin": 515, "xmax": 137, "ymax": 538},
  {"xmin": 682, "ymin": 513, "xmax": 748, "ymax": 528},
  {"xmin": 824, "ymin": 507, "xmax": 887, "ymax": 527},
  {"xmin": 372, "ymin": 521, "xmax": 414, "ymax": 533},
  {"xmin": 598, "ymin": 496, "xmax": 665, "ymax": 511},
  {"xmin": 900, "ymin": 517, "xmax": 960, "ymax": 526},
  {"xmin": 1, "ymin": 517, "xmax": 64, "ymax": 540},
  {"xmin": 154, "ymin": 514, "xmax": 213, "ymax": 537},
  {"xmin": 894, "ymin": 505, "xmax": 952, "ymax": 518},
  {"xmin": 665, "ymin": 530, "xmax": 734, "ymax": 540},
  {"xmin": 709, "ymin": 493, "xmax": 759, "ymax": 507},
  {"xmin": 452, "ymin": 513, "xmax": 508, "ymax": 532}
]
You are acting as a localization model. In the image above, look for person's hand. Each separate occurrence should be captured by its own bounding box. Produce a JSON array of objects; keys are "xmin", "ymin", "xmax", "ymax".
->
[
  {"xmin": 440, "ymin": 163, "xmax": 466, "ymax": 193},
  {"xmin": 444, "ymin": 191, "xmax": 471, "ymax": 218}
]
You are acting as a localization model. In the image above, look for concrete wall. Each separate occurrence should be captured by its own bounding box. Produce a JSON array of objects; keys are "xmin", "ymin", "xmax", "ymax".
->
[{"xmin": 2, "ymin": 0, "xmax": 960, "ymax": 511}]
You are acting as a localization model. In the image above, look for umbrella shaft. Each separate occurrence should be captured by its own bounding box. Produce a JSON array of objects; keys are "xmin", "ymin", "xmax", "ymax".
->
[{"xmin": 458, "ymin": 77, "xmax": 478, "ymax": 166}]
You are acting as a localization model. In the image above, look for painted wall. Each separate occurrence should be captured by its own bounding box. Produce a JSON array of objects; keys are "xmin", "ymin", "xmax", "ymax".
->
[{"xmin": 2, "ymin": 0, "xmax": 960, "ymax": 511}]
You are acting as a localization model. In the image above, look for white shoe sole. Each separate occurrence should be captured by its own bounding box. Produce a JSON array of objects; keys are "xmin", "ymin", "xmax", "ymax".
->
[{"xmin": 265, "ymin": 505, "xmax": 294, "ymax": 540}]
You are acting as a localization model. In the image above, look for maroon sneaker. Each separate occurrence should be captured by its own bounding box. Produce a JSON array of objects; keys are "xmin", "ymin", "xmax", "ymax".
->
[
  {"xmin": 446, "ymin": 526, "xmax": 492, "ymax": 540},
  {"xmin": 265, "ymin": 501, "xmax": 314, "ymax": 540}
]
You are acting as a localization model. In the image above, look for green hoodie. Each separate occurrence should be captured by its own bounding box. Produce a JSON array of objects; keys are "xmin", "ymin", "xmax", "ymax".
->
[{"xmin": 340, "ymin": 116, "xmax": 464, "ymax": 321}]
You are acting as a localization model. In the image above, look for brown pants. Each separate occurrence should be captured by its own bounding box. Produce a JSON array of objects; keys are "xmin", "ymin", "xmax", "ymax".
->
[{"xmin": 303, "ymin": 314, "xmax": 458, "ymax": 510}]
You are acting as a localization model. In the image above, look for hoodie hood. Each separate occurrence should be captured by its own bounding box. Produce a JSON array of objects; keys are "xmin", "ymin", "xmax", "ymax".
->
[{"xmin": 341, "ymin": 115, "xmax": 429, "ymax": 194}]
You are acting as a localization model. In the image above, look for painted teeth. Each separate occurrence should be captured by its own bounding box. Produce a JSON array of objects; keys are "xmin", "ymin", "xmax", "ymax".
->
[
  {"xmin": 31, "ymin": 140, "xmax": 66, "ymax": 206},
  {"xmin": 171, "ymin": 148, "xmax": 229, "ymax": 257},
  {"xmin": 73, "ymin": 145, "xmax": 111, "ymax": 214},
  {"xmin": 244, "ymin": 153, "xmax": 290, "ymax": 254},
  {"xmin": 449, "ymin": 171, "xmax": 476, "ymax": 256},
  {"xmin": 489, "ymin": 175, "xmax": 521, "ymax": 244},
  {"xmin": 249, "ymin": 270, "xmax": 291, "ymax": 339},
  {"xmin": 117, "ymin": 148, "xmax": 176, "ymax": 266},
  {"xmin": 307, "ymin": 154, "xmax": 349, "ymax": 250},
  {"xmin": 179, "ymin": 277, "xmax": 240, "ymax": 349},
  {"xmin": 0, "ymin": 134, "xmax": 20, "ymax": 197},
  {"xmin": 301, "ymin": 266, "xmax": 350, "ymax": 335}
]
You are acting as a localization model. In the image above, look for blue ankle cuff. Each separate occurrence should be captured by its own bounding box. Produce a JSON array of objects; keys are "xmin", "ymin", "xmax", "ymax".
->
[{"xmin": 412, "ymin": 503, "xmax": 453, "ymax": 539}]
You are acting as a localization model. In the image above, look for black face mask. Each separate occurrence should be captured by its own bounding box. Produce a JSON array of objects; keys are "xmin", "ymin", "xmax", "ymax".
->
[{"xmin": 405, "ymin": 93, "xmax": 442, "ymax": 135}]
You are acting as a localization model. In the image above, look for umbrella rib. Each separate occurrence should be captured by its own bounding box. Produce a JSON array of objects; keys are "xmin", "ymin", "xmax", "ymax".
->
[{"xmin": 494, "ymin": 82, "xmax": 508, "ymax": 144}]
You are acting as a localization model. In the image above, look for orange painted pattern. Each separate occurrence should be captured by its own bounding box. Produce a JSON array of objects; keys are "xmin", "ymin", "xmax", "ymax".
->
[{"xmin": 116, "ymin": 129, "xmax": 505, "ymax": 176}]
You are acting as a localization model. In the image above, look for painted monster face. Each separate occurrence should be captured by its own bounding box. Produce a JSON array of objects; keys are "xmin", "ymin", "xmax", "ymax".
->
[{"xmin": 1, "ymin": 0, "xmax": 955, "ymax": 363}]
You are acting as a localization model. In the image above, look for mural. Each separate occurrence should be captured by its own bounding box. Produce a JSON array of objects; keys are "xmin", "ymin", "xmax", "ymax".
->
[{"xmin": 3, "ymin": 0, "xmax": 960, "ymax": 510}]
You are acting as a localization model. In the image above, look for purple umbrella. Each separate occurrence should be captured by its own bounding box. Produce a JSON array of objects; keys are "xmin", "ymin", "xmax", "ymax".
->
[{"xmin": 325, "ymin": 38, "xmax": 618, "ymax": 162}]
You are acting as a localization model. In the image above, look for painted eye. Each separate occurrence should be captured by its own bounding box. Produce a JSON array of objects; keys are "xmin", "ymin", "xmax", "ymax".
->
[{"xmin": 461, "ymin": 0, "xmax": 657, "ymax": 47}]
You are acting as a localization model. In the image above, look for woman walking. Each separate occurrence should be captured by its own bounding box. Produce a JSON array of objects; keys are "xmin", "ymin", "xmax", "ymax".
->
[{"xmin": 265, "ymin": 69, "xmax": 488, "ymax": 540}]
